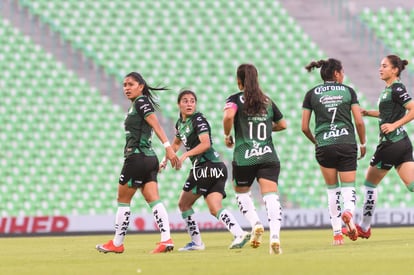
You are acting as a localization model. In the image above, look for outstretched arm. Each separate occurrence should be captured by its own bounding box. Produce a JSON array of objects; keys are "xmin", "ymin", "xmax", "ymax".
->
[{"xmin": 361, "ymin": 109, "xmax": 380, "ymax": 117}]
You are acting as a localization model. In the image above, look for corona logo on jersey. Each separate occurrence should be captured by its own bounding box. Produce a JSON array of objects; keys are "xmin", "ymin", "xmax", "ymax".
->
[
  {"xmin": 314, "ymin": 85, "xmax": 345, "ymax": 94},
  {"xmin": 244, "ymin": 140, "xmax": 272, "ymax": 159}
]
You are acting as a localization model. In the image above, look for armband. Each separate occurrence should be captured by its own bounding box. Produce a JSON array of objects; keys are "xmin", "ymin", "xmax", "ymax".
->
[
  {"xmin": 163, "ymin": 141, "xmax": 171, "ymax": 148},
  {"xmin": 359, "ymin": 143, "xmax": 366, "ymax": 148}
]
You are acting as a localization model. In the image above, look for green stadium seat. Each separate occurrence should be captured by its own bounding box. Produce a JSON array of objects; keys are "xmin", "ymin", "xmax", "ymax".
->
[{"xmin": 4, "ymin": 2, "xmax": 411, "ymax": 216}]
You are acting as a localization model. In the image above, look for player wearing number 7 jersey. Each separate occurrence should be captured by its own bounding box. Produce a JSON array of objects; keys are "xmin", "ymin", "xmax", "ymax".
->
[
  {"xmin": 301, "ymin": 58, "xmax": 366, "ymax": 246},
  {"xmin": 223, "ymin": 63, "xmax": 287, "ymax": 255}
]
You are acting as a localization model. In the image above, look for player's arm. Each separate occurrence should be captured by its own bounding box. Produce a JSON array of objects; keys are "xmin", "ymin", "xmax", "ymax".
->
[
  {"xmin": 160, "ymin": 136, "xmax": 181, "ymax": 171},
  {"xmin": 271, "ymin": 101, "xmax": 286, "ymax": 132},
  {"xmin": 180, "ymin": 133, "xmax": 210, "ymax": 164},
  {"xmin": 382, "ymin": 100, "xmax": 414, "ymax": 134},
  {"xmin": 351, "ymin": 104, "xmax": 366, "ymax": 159},
  {"xmin": 272, "ymin": 119, "xmax": 287, "ymax": 132},
  {"xmin": 301, "ymin": 109, "xmax": 317, "ymax": 145},
  {"xmin": 223, "ymin": 104, "xmax": 236, "ymax": 147},
  {"xmin": 145, "ymin": 113, "xmax": 179, "ymax": 168},
  {"xmin": 361, "ymin": 109, "xmax": 380, "ymax": 117}
]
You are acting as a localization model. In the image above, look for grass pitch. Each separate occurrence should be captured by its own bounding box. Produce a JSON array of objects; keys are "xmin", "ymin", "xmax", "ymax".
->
[{"xmin": 1, "ymin": 227, "xmax": 413, "ymax": 275}]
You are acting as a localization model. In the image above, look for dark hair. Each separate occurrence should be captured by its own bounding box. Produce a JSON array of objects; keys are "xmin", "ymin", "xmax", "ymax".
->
[
  {"xmin": 237, "ymin": 64, "xmax": 268, "ymax": 115},
  {"xmin": 125, "ymin": 72, "xmax": 168, "ymax": 109},
  {"xmin": 386, "ymin": 54, "xmax": 408, "ymax": 77},
  {"xmin": 177, "ymin": 89, "xmax": 197, "ymax": 103},
  {"xmin": 305, "ymin": 58, "xmax": 343, "ymax": 81}
]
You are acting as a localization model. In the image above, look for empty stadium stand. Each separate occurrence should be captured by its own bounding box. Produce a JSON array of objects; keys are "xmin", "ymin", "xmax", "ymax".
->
[{"xmin": 1, "ymin": 0, "xmax": 414, "ymax": 218}]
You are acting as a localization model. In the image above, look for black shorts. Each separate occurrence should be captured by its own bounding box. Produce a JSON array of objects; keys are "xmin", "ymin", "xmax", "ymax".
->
[
  {"xmin": 119, "ymin": 153, "xmax": 159, "ymax": 187},
  {"xmin": 315, "ymin": 144, "xmax": 357, "ymax": 171},
  {"xmin": 183, "ymin": 161, "xmax": 227, "ymax": 198},
  {"xmin": 232, "ymin": 161, "xmax": 280, "ymax": 187},
  {"xmin": 370, "ymin": 136, "xmax": 414, "ymax": 170}
]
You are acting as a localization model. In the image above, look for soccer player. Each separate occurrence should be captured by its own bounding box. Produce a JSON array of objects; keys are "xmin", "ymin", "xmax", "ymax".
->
[
  {"xmin": 96, "ymin": 72, "xmax": 179, "ymax": 254},
  {"xmin": 301, "ymin": 58, "xmax": 366, "ymax": 245},
  {"xmin": 343, "ymin": 55, "xmax": 414, "ymax": 240},
  {"xmin": 223, "ymin": 64, "xmax": 286, "ymax": 255},
  {"xmin": 160, "ymin": 89, "xmax": 250, "ymax": 251}
]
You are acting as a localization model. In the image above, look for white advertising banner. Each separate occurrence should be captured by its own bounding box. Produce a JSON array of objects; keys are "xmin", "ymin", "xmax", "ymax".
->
[{"xmin": 1, "ymin": 208, "xmax": 413, "ymax": 235}]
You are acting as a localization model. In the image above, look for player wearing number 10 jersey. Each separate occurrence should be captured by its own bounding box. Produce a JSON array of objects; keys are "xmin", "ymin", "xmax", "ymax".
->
[
  {"xmin": 223, "ymin": 64, "xmax": 287, "ymax": 255},
  {"xmin": 224, "ymin": 92, "xmax": 283, "ymax": 166}
]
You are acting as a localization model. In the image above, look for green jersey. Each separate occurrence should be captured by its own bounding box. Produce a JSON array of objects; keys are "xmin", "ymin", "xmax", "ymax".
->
[
  {"xmin": 302, "ymin": 82, "xmax": 359, "ymax": 147},
  {"xmin": 224, "ymin": 92, "xmax": 283, "ymax": 166},
  {"xmin": 123, "ymin": 95, "xmax": 156, "ymax": 158},
  {"xmin": 175, "ymin": 112, "xmax": 221, "ymax": 164},
  {"xmin": 377, "ymin": 80, "xmax": 412, "ymax": 143}
]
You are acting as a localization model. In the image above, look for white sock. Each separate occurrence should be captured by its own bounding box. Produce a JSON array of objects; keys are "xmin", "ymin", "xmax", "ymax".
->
[
  {"xmin": 262, "ymin": 193, "xmax": 282, "ymax": 241},
  {"xmin": 326, "ymin": 185, "xmax": 342, "ymax": 235},
  {"xmin": 341, "ymin": 184, "xmax": 357, "ymax": 214},
  {"xmin": 113, "ymin": 205, "xmax": 131, "ymax": 246},
  {"xmin": 236, "ymin": 192, "xmax": 261, "ymax": 228},
  {"xmin": 150, "ymin": 200, "xmax": 171, "ymax": 242},
  {"xmin": 217, "ymin": 208, "xmax": 244, "ymax": 237},
  {"xmin": 361, "ymin": 185, "xmax": 378, "ymax": 231},
  {"xmin": 182, "ymin": 209, "xmax": 203, "ymax": 245}
]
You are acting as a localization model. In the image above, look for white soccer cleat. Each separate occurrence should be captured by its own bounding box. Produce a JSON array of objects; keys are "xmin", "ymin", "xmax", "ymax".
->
[
  {"xmin": 269, "ymin": 239, "xmax": 282, "ymax": 255},
  {"xmin": 250, "ymin": 223, "xmax": 264, "ymax": 248},
  {"xmin": 229, "ymin": 231, "xmax": 251, "ymax": 249}
]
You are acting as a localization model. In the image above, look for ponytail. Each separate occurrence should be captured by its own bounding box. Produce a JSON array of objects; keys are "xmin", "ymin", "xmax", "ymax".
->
[{"xmin": 237, "ymin": 64, "xmax": 268, "ymax": 115}]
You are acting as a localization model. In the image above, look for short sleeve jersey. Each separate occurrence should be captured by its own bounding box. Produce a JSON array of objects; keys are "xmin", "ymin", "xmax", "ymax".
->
[
  {"xmin": 377, "ymin": 80, "xmax": 412, "ymax": 143},
  {"xmin": 123, "ymin": 95, "xmax": 156, "ymax": 157},
  {"xmin": 224, "ymin": 92, "xmax": 283, "ymax": 166},
  {"xmin": 175, "ymin": 112, "xmax": 221, "ymax": 164},
  {"xmin": 302, "ymin": 82, "xmax": 359, "ymax": 147}
]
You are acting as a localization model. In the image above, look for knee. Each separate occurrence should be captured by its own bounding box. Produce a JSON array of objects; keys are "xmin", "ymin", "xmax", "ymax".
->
[{"xmin": 178, "ymin": 200, "xmax": 191, "ymax": 212}]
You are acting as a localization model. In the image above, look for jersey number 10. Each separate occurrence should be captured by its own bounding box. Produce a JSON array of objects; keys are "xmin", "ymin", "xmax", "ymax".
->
[{"xmin": 248, "ymin": 121, "xmax": 267, "ymax": 141}]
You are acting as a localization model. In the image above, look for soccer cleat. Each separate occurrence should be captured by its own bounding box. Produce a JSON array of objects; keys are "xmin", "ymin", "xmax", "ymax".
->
[
  {"xmin": 178, "ymin": 241, "xmax": 205, "ymax": 251},
  {"xmin": 229, "ymin": 231, "xmax": 251, "ymax": 249},
  {"xmin": 269, "ymin": 239, "xmax": 282, "ymax": 255},
  {"xmin": 96, "ymin": 240, "xmax": 124, "ymax": 254},
  {"xmin": 342, "ymin": 224, "xmax": 371, "ymax": 239},
  {"xmin": 341, "ymin": 211, "xmax": 358, "ymax": 241},
  {"xmin": 355, "ymin": 224, "xmax": 371, "ymax": 239},
  {"xmin": 250, "ymin": 223, "xmax": 264, "ymax": 248},
  {"xmin": 333, "ymin": 234, "xmax": 344, "ymax": 246},
  {"xmin": 150, "ymin": 238, "xmax": 174, "ymax": 254}
]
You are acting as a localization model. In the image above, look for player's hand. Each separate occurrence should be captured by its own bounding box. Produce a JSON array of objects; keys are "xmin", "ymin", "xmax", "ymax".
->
[
  {"xmin": 175, "ymin": 154, "xmax": 187, "ymax": 170},
  {"xmin": 360, "ymin": 108, "xmax": 369, "ymax": 116},
  {"xmin": 358, "ymin": 144, "xmax": 366, "ymax": 160},
  {"xmin": 224, "ymin": 135, "xmax": 234, "ymax": 148},
  {"xmin": 159, "ymin": 157, "xmax": 168, "ymax": 172},
  {"xmin": 165, "ymin": 146, "xmax": 179, "ymax": 168},
  {"xmin": 380, "ymin": 123, "xmax": 397, "ymax": 135}
]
